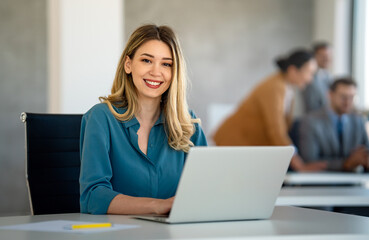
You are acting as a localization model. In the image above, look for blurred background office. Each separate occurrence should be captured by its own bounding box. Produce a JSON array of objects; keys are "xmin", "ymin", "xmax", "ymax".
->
[{"xmin": 0, "ymin": 0, "xmax": 368, "ymax": 216}]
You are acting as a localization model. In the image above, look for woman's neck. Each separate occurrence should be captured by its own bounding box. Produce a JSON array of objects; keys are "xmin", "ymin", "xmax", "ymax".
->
[{"xmin": 135, "ymin": 97, "xmax": 161, "ymax": 126}]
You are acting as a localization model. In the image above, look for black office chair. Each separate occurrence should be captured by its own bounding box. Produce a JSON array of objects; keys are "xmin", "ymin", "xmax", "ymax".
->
[{"xmin": 21, "ymin": 112, "xmax": 82, "ymax": 215}]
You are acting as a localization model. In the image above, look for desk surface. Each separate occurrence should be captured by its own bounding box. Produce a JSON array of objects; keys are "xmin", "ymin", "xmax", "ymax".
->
[
  {"xmin": 277, "ymin": 186, "xmax": 369, "ymax": 206},
  {"xmin": 284, "ymin": 172, "xmax": 369, "ymax": 186},
  {"xmin": 0, "ymin": 207, "xmax": 369, "ymax": 239}
]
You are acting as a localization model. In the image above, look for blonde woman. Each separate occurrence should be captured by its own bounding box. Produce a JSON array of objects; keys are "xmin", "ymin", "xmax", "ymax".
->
[{"xmin": 79, "ymin": 25, "xmax": 207, "ymax": 215}]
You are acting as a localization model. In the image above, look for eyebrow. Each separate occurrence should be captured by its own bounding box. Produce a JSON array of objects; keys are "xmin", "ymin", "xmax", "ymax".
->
[{"xmin": 141, "ymin": 53, "xmax": 173, "ymax": 61}]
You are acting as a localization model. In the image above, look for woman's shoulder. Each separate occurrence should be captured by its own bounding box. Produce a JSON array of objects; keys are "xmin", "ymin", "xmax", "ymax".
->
[
  {"xmin": 84, "ymin": 103, "xmax": 126, "ymax": 120},
  {"xmin": 83, "ymin": 103, "xmax": 126, "ymax": 120},
  {"xmin": 84, "ymin": 103, "xmax": 111, "ymax": 117},
  {"xmin": 188, "ymin": 109, "xmax": 197, "ymax": 119},
  {"xmin": 253, "ymin": 72, "xmax": 286, "ymax": 97},
  {"xmin": 263, "ymin": 72, "xmax": 286, "ymax": 89},
  {"xmin": 188, "ymin": 110, "xmax": 203, "ymax": 125},
  {"xmin": 187, "ymin": 109, "xmax": 207, "ymax": 146}
]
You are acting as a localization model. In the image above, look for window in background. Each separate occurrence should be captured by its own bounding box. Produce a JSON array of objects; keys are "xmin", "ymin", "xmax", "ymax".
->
[{"xmin": 352, "ymin": 0, "xmax": 368, "ymax": 110}]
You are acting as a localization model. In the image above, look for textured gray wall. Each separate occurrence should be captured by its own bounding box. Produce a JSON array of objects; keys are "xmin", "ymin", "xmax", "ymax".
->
[
  {"xmin": 125, "ymin": 0, "xmax": 313, "ymax": 136},
  {"xmin": 0, "ymin": 0, "xmax": 47, "ymax": 216},
  {"xmin": 0, "ymin": 0, "xmax": 312, "ymax": 216}
]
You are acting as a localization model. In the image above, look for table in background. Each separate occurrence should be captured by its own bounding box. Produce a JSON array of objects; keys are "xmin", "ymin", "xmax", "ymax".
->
[
  {"xmin": 1, "ymin": 206, "xmax": 369, "ymax": 239},
  {"xmin": 277, "ymin": 186, "xmax": 369, "ymax": 207},
  {"xmin": 281, "ymin": 173, "xmax": 369, "ymax": 217},
  {"xmin": 284, "ymin": 172, "xmax": 369, "ymax": 186}
]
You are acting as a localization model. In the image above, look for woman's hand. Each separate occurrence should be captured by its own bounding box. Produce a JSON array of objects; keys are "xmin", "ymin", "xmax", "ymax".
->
[
  {"xmin": 152, "ymin": 197, "xmax": 175, "ymax": 215},
  {"xmin": 107, "ymin": 194, "xmax": 175, "ymax": 215}
]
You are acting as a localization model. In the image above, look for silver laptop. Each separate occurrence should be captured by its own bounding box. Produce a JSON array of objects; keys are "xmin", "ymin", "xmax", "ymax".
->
[{"xmin": 135, "ymin": 146, "xmax": 294, "ymax": 224}]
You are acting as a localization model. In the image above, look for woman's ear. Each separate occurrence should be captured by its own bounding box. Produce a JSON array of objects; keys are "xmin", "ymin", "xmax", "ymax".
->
[
  {"xmin": 287, "ymin": 65, "xmax": 298, "ymax": 78},
  {"xmin": 124, "ymin": 56, "xmax": 132, "ymax": 74},
  {"xmin": 287, "ymin": 65, "xmax": 297, "ymax": 74}
]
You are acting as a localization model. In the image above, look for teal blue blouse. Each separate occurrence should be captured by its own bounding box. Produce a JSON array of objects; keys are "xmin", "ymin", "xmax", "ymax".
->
[{"xmin": 79, "ymin": 103, "xmax": 207, "ymax": 214}]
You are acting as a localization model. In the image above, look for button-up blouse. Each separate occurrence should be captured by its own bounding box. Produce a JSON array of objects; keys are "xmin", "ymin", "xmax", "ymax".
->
[{"xmin": 79, "ymin": 103, "xmax": 207, "ymax": 214}]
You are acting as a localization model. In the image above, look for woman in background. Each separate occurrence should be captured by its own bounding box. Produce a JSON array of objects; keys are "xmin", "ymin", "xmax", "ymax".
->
[
  {"xmin": 79, "ymin": 25, "xmax": 207, "ymax": 215},
  {"xmin": 213, "ymin": 49, "xmax": 326, "ymax": 172}
]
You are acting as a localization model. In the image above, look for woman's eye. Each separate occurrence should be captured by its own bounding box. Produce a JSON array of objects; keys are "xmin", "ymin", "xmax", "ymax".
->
[
  {"xmin": 142, "ymin": 59, "xmax": 151, "ymax": 63},
  {"xmin": 163, "ymin": 63, "xmax": 172, "ymax": 67}
]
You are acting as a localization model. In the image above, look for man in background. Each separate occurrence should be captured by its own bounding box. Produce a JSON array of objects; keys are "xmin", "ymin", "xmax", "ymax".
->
[
  {"xmin": 302, "ymin": 42, "xmax": 332, "ymax": 113},
  {"xmin": 299, "ymin": 78, "xmax": 369, "ymax": 172}
]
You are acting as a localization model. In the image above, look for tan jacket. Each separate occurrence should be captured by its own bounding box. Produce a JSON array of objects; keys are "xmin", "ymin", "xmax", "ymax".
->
[{"xmin": 213, "ymin": 72, "xmax": 294, "ymax": 146}]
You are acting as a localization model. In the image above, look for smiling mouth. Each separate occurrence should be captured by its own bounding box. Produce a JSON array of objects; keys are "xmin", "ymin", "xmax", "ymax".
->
[{"xmin": 144, "ymin": 79, "xmax": 163, "ymax": 89}]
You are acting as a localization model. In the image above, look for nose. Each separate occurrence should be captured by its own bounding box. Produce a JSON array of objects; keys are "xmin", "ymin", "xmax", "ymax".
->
[{"xmin": 150, "ymin": 63, "xmax": 161, "ymax": 77}]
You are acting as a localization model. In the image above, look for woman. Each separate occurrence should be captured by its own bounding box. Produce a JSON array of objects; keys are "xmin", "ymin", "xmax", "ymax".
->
[
  {"xmin": 213, "ymin": 49, "xmax": 326, "ymax": 172},
  {"xmin": 79, "ymin": 25, "xmax": 207, "ymax": 215}
]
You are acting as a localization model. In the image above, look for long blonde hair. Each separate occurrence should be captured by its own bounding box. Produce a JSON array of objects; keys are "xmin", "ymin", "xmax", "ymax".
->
[{"xmin": 100, "ymin": 24, "xmax": 199, "ymax": 152}]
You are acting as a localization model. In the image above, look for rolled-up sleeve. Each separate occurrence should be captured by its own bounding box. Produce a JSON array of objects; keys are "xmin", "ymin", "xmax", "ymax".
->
[{"xmin": 79, "ymin": 106, "xmax": 120, "ymax": 214}]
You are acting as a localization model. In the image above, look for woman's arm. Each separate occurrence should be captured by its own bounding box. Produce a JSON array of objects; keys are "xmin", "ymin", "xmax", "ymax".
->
[
  {"xmin": 80, "ymin": 104, "xmax": 175, "ymax": 215},
  {"xmin": 80, "ymin": 105, "xmax": 119, "ymax": 214},
  {"xmin": 107, "ymin": 194, "xmax": 174, "ymax": 215}
]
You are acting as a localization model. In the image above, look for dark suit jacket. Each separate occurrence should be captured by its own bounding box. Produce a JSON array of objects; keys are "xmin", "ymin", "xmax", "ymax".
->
[{"xmin": 299, "ymin": 108, "xmax": 369, "ymax": 171}]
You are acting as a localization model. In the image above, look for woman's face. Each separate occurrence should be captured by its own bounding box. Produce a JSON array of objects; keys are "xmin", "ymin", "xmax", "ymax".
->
[
  {"xmin": 124, "ymin": 40, "xmax": 173, "ymax": 103},
  {"xmin": 289, "ymin": 59, "xmax": 317, "ymax": 89}
]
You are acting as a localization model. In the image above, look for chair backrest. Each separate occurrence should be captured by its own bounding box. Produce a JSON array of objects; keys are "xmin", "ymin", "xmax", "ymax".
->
[{"xmin": 21, "ymin": 112, "xmax": 82, "ymax": 215}]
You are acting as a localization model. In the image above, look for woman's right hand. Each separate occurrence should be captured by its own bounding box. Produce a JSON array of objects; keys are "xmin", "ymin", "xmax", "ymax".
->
[{"xmin": 152, "ymin": 197, "xmax": 175, "ymax": 215}]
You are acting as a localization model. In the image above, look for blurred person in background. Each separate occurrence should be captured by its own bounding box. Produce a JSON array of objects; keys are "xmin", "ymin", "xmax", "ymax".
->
[
  {"xmin": 302, "ymin": 42, "xmax": 333, "ymax": 113},
  {"xmin": 213, "ymin": 49, "xmax": 327, "ymax": 172},
  {"xmin": 299, "ymin": 78, "xmax": 369, "ymax": 172}
]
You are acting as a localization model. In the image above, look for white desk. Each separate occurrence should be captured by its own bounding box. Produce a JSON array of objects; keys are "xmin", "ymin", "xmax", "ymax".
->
[
  {"xmin": 277, "ymin": 187, "xmax": 369, "ymax": 207},
  {"xmin": 0, "ymin": 207, "xmax": 369, "ymax": 239},
  {"xmin": 284, "ymin": 173, "xmax": 369, "ymax": 186}
]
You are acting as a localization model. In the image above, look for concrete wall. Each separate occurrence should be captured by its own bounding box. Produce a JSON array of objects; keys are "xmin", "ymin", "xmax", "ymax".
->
[
  {"xmin": 125, "ymin": 0, "xmax": 313, "ymax": 136},
  {"xmin": 0, "ymin": 0, "xmax": 47, "ymax": 216},
  {"xmin": 0, "ymin": 0, "xmax": 317, "ymax": 216}
]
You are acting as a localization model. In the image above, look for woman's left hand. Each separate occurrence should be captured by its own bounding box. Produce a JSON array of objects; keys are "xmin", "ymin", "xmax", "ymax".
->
[{"xmin": 152, "ymin": 197, "xmax": 175, "ymax": 215}]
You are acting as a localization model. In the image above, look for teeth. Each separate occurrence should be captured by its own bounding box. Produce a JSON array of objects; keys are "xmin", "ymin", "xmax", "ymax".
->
[{"xmin": 145, "ymin": 80, "xmax": 161, "ymax": 86}]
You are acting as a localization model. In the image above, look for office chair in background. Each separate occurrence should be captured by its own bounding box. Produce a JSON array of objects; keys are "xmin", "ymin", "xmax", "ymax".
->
[{"xmin": 21, "ymin": 112, "xmax": 82, "ymax": 215}]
